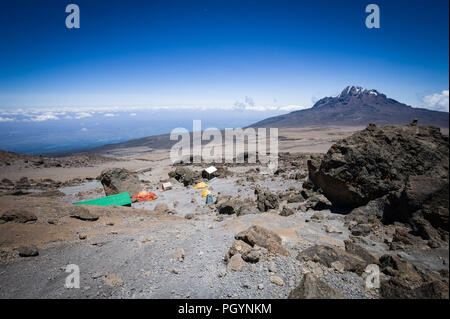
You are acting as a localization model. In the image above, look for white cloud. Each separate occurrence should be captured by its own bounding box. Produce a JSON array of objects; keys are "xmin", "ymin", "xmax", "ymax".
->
[
  {"xmin": 423, "ymin": 90, "xmax": 449, "ymax": 112},
  {"xmin": 0, "ymin": 101, "xmax": 313, "ymax": 123},
  {"xmin": 278, "ymin": 104, "xmax": 311, "ymax": 112},
  {"xmin": 244, "ymin": 105, "xmax": 278, "ymax": 112},
  {"xmin": 30, "ymin": 113, "xmax": 59, "ymax": 122},
  {"xmin": 0, "ymin": 117, "xmax": 14, "ymax": 122},
  {"xmin": 231, "ymin": 96, "xmax": 312, "ymax": 112},
  {"xmin": 74, "ymin": 112, "xmax": 92, "ymax": 119},
  {"xmin": 81, "ymin": 127, "xmax": 88, "ymax": 132}
]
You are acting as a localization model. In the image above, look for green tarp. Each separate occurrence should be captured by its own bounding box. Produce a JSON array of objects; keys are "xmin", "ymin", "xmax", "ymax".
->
[{"xmin": 73, "ymin": 192, "xmax": 132, "ymax": 207}]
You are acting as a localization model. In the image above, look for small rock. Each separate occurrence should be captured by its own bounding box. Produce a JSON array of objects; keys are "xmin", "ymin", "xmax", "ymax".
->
[
  {"xmin": 154, "ymin": 203, "xmax": 169, "ymax": 213},
  {"xmin": 242, "ymin": 248, "xmax": 262, "ymax": 263},
  {"xmin": 227, "ymin": 253, "xmax": 246, "ymax": 271},
  {"xmin": 268, "ymin": 262, "xmax": 277, "ymax": 273},
  {"xmin": 69, "ymin": 206, "xmax": 99, "ymax": 221},
  {"xmin": 173, "ymin": 249, "xmax": 185, "ymax": 262},
  {"xmin": 235, "ymin": 225, "xmax": 290, "ymax": 256},
  {"xmin": 310, "ymin": 211, "xmax": 324, "ymax": 221},
  {"xmin": 331, "ymin": 261, "xmax": 345, "ymax": 273},
  {"xmin": 18, "ymin": 245, "xmax": 39, "ymax": 257},
  {"xmin": 218, "ymin": 269, "xmax": 227, "ymax": 277},
  {"xmin": 140, "ymin": 237, "xmax": 153, "ymax": 243},
  {"xmin": 325, "ymin": 225, "xmax": 343, "ymax": 234},
  {"xmin": 225, "ymin": 240, "xmax": 252, "ymax": 262},
  {"xmin": 215, "ymin": 216, "xmax": 224, "ymax": 222},
  {"xmin": 280, "ymin": 206, "xmax": 295, "ymax": 217},
  {"xmin": 258, "ymin": 284, "xmax": 264, "ymax": 290},
  {"xmin": 101, "ymin": 274, "xmax": 124, "ymax": 287},
  {"xmin": 168, "ymin": 268, "xmax": 179, "ymax": 274},
  {"xmin": 79, "ymin": 234, "xmax": 87, "ymax": 240},
  {"xmin": 269, "ymin": 275, "xmax": 284, "ymax": 286}
]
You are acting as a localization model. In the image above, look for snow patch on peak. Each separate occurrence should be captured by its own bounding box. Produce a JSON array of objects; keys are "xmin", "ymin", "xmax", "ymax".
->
[{"xmin": 339, "ymin": 86, "xmax": 379, "ymax": 97}]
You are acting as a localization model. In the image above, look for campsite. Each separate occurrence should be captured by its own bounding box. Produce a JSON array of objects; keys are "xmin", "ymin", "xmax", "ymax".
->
[{"xmin": 0, "ymin": 121, "xmax": 448, "ymax": 299}]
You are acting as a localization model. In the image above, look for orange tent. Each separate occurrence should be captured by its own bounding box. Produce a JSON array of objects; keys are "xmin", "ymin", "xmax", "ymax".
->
[{"xmin": 131, "ymin": 190, "xmax": 158, "ymax": 202}]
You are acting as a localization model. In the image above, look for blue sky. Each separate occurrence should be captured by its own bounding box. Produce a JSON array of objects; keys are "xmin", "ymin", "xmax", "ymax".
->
[
  {"xmin": 0, "ymin": 0, "xmax": 448, "ymax": 154},
  {"xmin": 0, "ymin": 0, "xmax": 448, "ymax": 112}
]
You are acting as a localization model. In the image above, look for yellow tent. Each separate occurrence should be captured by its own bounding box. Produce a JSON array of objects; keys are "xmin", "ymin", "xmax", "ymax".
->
[
  {"xmin": 194, "ymin": 182, "xmax": 208, "ymax": 189},
  {"xmin": 201, "ymin": 189, "xmax": 211, "ymax": 197}
]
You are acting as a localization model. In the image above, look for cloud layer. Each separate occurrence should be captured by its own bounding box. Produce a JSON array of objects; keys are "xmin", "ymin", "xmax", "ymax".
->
[
  {"xmin": 0, "ymin": 99, "xmax": 311, "ymax": 122},
  {"xmin": 423, "ymin": 90, "xmax": 449, "ymax": 112}
]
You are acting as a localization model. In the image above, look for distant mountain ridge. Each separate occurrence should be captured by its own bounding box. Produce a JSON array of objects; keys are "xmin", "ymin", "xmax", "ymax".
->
[
  {"xmin": 252, "ymin": 86, "xmax": 449, "ymax": 128},
  {"xmin": 41, "ymin": 86, "xmax": 448, "ymax": 157}
]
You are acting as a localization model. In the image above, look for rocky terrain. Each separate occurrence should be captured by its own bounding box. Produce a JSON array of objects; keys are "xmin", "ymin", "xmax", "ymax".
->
[
  {"xmin": 0, "ymin": 122, "xmax": 448, "ymax": 299},
  {"xmin": 0, "ymin": 150, "xmax": 118, "ymax": 169}
]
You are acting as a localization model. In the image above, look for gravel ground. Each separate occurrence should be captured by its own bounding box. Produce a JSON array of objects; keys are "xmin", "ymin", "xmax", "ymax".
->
[
  {"xmin": 0, "ymin": 214, "xmax": 369, "ymax": 299},
  {"xmin": 0, "ymin": 167, "xmax": 421, "ymax": 299}
]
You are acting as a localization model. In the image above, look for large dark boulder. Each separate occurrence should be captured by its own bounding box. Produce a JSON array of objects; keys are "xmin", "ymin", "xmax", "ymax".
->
[
  {"xmin": 309, "ymin": 123, "xmax": 448, "ymax": 209},
  {"xmin": 171, "ymin": 167, "xmax": 200, "ymax": 186},
  {"xmin": 384, "ymin": 175, "xmax": 449, "ymax": 231},
  {"xmin": 99, "ymin": 168, "xmax": 142, "ymax": 196},
  {"xmin": 308, "ymin": 122, "xmax": 449, "ymax": 232}
]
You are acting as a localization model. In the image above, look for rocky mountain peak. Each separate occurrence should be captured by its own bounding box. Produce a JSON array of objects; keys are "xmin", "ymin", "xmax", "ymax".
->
[
  {"xmin": 338, "ymin": 85, "xmax": 380, "ymax": 98},
  {"xmin": 251, "ymin": 85, "xmax": 448, "ymax": 128},
  {"xmin": 312, "ymin": 85, "xmax": 393, "ymax": 109}
]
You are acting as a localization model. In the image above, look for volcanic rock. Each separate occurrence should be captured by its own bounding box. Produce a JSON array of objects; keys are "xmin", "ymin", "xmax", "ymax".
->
[
  {"xmin": 172, "ymin": 167, "xmax": 200, "ymax": 186},
  {"xmin": 99, "ymin": 168, "xmax": 142, "ymax": 196},
  {"xmin": 308, "ymin": 123, "xmax": 448, "ymax": 210},
  {"xmin": 0, "ymin": 208, "xmax": 37, "ymax": 224},
  {"xmin": 235, "ymin": 225, "xmax": 289, "ymax": 256},
  {"xmin": 296, "ymin": 245, "xmax": 367, "ymax": 275},
  {"xmin": 280, "ymin": 206, "xmax": 295, "ymax": 217},
  {"xmin": 18, "ymin": 245, "xmax": 39, "ymax": 257},
  {"xmin": 69, "ymin": 206, "xmax": 99, "ymax": 221},
  {"xmin": 225, "ymin": 240, "xmax": 252, "ymax": 262},
  {"xmin": 227, "ymin": 253, "xmax": 246, "ymax": 271},
  {"xmin": 255, "ymin": 188, "xmax": 279, "ymax": 212},
  {"xmin": 288, "ymin": 273, "xmax": 345, "ymax": 299}
]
